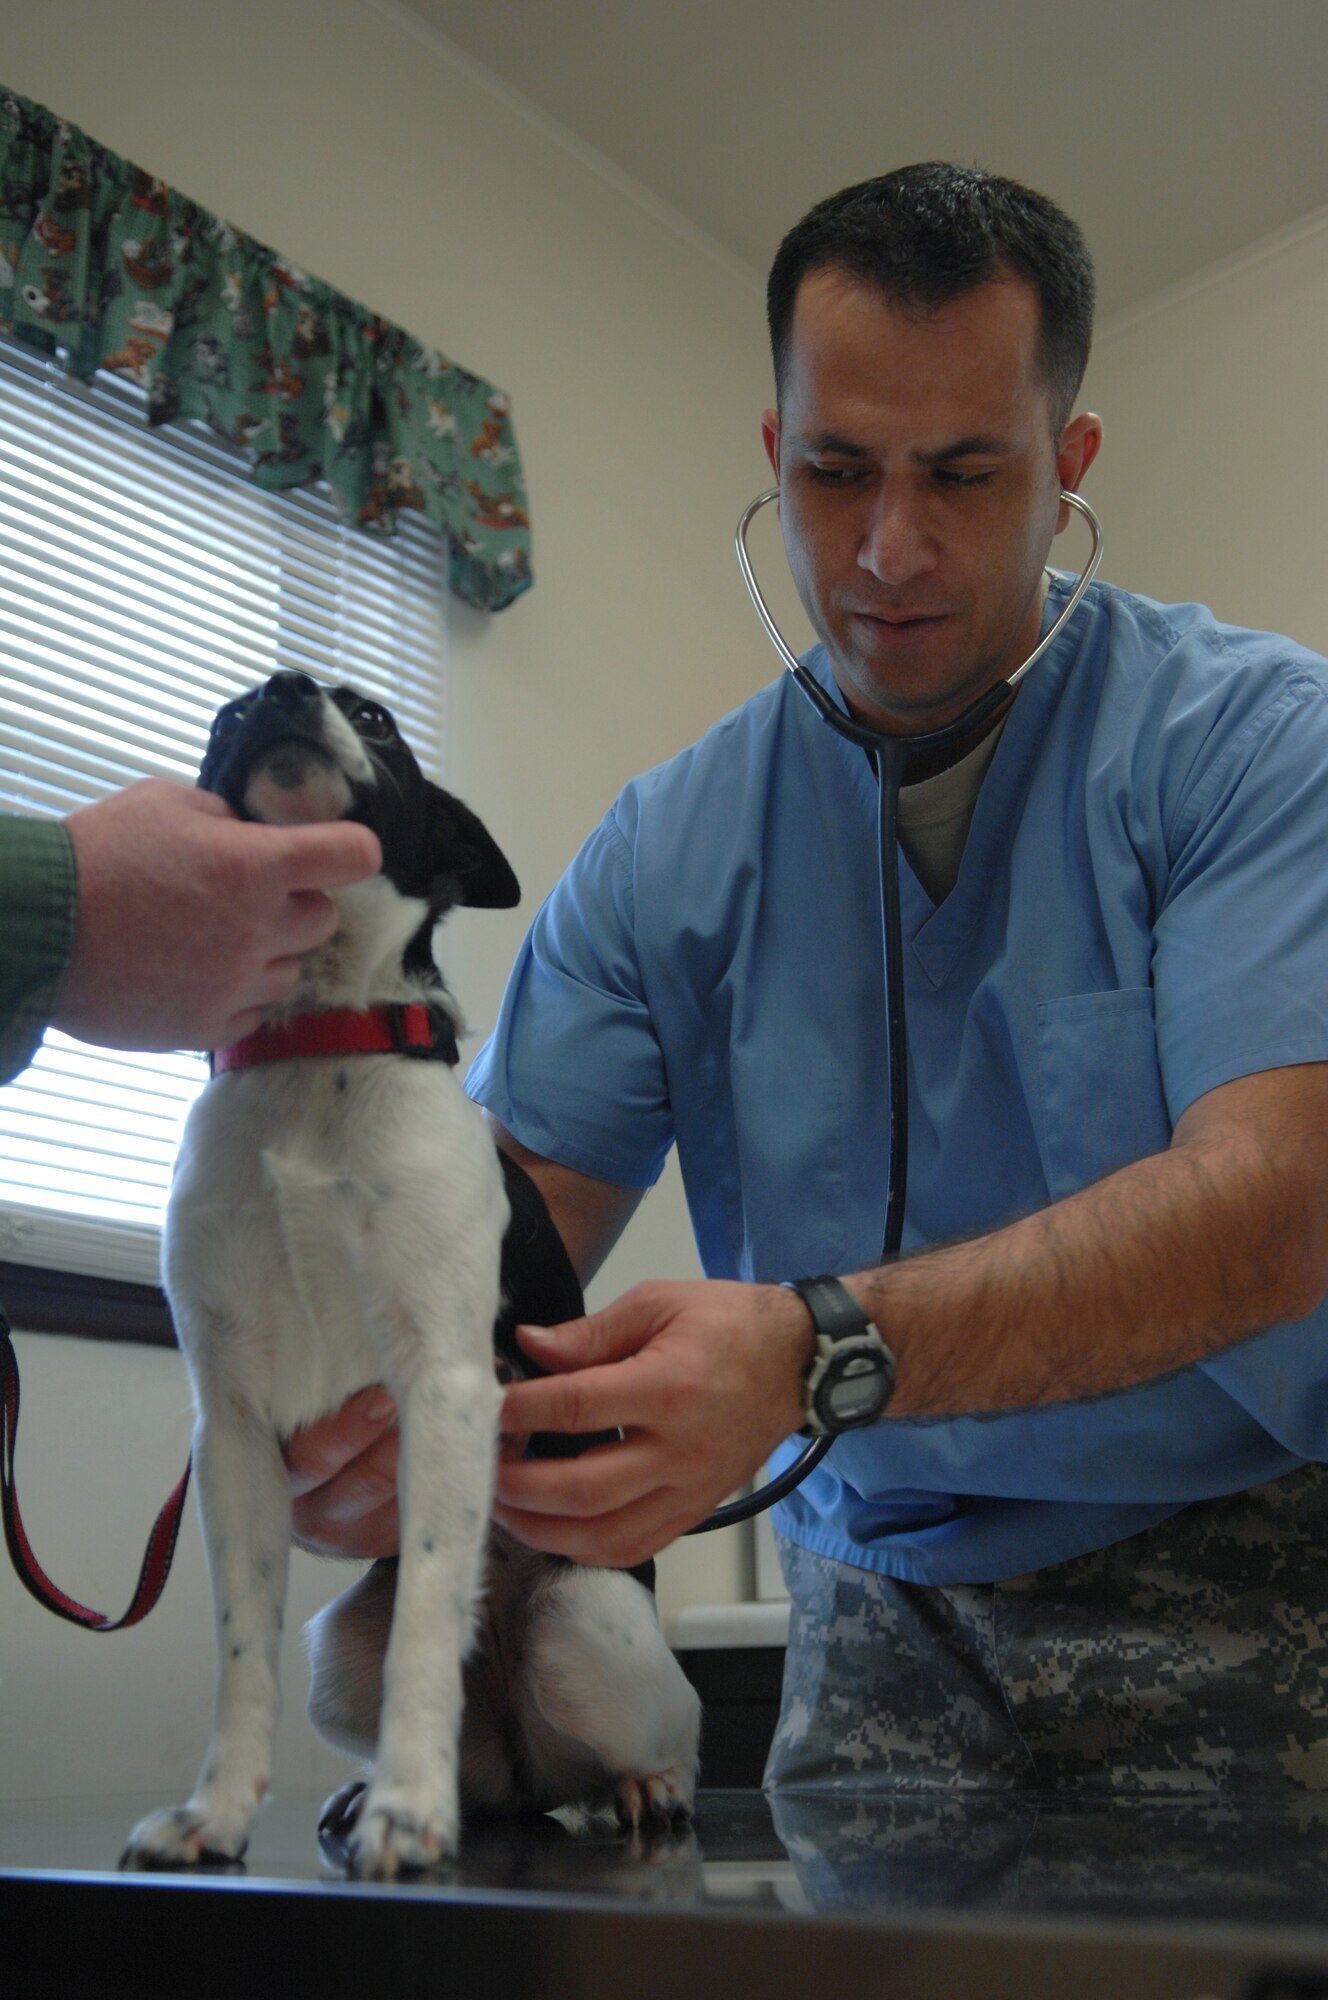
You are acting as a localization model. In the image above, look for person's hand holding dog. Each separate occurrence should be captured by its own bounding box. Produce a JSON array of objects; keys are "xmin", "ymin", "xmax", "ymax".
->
[
  {"xmin": 55, "ymin": 778, "xmax": 381, "ymax": 1052},
  {"xmin": 286, "ymin": 1385, "xmax": 402, "ymax": 1557},
  {"xmin": 285, "ymin": 1281, "xmax": 814, "ymax": 1570}
]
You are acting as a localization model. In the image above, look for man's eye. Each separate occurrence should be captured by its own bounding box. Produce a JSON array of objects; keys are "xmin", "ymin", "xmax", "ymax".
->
[
  {"xmin": 935, "ymin": 468, "xmax": 995, "ymax": 489},
  {"xmin": 806, "ymin": 463, "xmax": 861, "ymax": 487}
]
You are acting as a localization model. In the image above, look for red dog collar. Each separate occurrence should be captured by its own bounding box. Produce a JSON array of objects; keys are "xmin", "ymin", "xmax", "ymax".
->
[{"xmin": 212, "ymin": 1001, "xmax": 458, "ymax": 1074}]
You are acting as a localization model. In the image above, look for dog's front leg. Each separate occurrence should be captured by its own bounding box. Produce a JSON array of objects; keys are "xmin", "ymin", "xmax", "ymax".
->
[
  {"xmin": 348, "ymin": 1357, "xmax": 500, "ymax": 1880},
  {"xmin": 122, "ymin": 1400, "xmax": 290, "ymax": 1869}
]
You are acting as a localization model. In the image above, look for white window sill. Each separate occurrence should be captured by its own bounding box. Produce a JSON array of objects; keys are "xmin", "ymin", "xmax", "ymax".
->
[{"xmin": 670, "ymin": 1600, "xmax": 789, "ymax": 1650}]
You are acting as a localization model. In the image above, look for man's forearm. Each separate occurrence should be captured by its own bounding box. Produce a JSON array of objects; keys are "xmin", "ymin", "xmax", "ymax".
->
[
  {"xmin": 483, "ymin": 1114, "xmax": 644, "ymax": 1286},
  {"xmin": 846, "ymin": 1064, "xmax": 1328, "ymax": 1420}
]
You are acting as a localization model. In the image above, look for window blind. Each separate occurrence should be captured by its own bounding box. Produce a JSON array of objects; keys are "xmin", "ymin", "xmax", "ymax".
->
[{"xmin": 0, "ymin": 335, "xmax": 448, "ymax": 1288}]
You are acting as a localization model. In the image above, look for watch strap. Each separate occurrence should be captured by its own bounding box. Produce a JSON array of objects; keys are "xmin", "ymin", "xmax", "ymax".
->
[{"xmin": 783, "ymin": 1274, "xmax": 871, "ymax": 1342}]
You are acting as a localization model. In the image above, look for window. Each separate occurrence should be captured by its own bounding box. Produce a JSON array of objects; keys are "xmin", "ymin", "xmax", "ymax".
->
[{"xmin": 0, "ymin": 334, "xmax": 448, "ymax": 1309}]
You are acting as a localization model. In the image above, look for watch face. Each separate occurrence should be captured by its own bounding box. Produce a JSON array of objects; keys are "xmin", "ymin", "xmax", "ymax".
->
[{"xmin": 820, "ymin": 1350, "xmax": 890, "ymax": 1429}]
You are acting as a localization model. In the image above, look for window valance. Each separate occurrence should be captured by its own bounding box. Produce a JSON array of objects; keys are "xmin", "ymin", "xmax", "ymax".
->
[{"xmin": 0, "ymin": 87, "xmax": 532, "ymax": 611}]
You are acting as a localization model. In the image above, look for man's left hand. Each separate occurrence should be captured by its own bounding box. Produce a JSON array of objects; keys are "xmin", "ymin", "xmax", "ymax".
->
[{"xmin": 494, "ymin": 1279, "xmax": 813, "ymax": 1569}]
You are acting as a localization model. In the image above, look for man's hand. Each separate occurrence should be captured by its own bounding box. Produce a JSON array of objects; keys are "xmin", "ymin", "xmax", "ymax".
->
[
  {"xmin": 54, "ymin": 779, "xmax": 381, "ymax": 1052},
  {"xmin": 285, "ymin": 1386, "xmax": 401, "ymax": 1558},
  {"xmin": 492, "ymin": 1279, "xmax": 814, "ymax": 1570}
]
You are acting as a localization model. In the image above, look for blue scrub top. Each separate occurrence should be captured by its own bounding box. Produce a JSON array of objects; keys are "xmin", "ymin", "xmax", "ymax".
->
[{"xmin": 468, "ymin": 578, "xmax": 1328, "ymax": 1583}]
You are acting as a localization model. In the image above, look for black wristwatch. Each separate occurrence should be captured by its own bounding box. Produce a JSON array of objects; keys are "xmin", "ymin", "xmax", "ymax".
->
[{"xmin": 781, "ymin": 1276, "xmax": 896, "ymax": 1436}]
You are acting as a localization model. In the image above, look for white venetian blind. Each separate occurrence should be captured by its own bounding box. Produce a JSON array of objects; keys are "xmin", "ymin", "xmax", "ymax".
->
[{"xmin": 0, "ymin": 334, "xmax": 448, "ymax": 1287}]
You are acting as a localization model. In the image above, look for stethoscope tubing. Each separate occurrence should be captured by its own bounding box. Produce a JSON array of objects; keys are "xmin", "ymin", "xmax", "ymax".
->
[{"xmin": 688, "ymin": 487, "xmax": 1103, "ymax": 1534}]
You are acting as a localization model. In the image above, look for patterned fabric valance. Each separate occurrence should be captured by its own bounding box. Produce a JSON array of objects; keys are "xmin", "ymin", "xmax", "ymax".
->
[{"xmin": 0, "ymin": 87, "xmax": 531, "ymax": 611}]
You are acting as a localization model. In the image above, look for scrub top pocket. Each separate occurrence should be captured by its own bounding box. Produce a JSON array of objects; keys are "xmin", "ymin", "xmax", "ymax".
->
[{"xmin": 1035, "ymin": 987, "xmax": 1173, "ymax": 1201}]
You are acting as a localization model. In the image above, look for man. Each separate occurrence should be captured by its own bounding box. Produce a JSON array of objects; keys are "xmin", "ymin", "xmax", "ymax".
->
[
  {"xmin": 0, "ymin": 780, "xmax": 379, "ymax": 1080},
  {"xmin": 292, "ymin": 165, "xmax": 1328, "ymax": 1793}
]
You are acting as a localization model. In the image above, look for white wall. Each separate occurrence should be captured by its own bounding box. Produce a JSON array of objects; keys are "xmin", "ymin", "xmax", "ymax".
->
[
  {"xmin": 0, "ymin": 0, "xmax": 777, "ymax": 1805},
  {"xmin": 1079, "ymin": 209, "xmax": 1328, "ymax": 651}
]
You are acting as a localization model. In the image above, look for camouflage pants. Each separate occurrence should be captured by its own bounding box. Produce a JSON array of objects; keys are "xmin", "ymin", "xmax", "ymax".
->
[{"xmin": 766, "ymin": 1464, "xmax": 1328, "ymax": 1795}]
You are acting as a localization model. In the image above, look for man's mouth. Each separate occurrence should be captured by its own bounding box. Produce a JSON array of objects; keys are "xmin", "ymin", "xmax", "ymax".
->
[
  {"xmin": 849, "ymin": 608, "xmax": 950, "ymax": 641},
  {"xmin": 851, "ymin": 604, "xmax": 947, "ymax": 624}
]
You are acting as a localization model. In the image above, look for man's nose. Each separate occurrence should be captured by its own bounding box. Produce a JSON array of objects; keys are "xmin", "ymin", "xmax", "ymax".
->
[{"xmin": 857, "ymin": 489, "xmax": 938, "ymax": 589}]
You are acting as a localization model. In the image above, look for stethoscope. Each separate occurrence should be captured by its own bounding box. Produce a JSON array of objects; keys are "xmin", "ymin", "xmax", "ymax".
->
[{"xmin": 689, "ymin": 486, "xmax": 1104, "ymax": 1534}]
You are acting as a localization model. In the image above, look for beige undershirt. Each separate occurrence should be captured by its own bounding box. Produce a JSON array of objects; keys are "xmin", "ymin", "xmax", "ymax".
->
[{"xmin": 896, "ymin": 716, "xmax": 1008, "ymax": 905}]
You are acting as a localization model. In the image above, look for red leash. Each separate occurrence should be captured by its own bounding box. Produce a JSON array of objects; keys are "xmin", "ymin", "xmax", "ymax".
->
[{"xmin": 1, "ymin": 1309, "xmax": 191, "ymax": 1631}]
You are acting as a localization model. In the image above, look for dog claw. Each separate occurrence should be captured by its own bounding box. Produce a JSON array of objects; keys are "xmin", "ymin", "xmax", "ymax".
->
[
  {"xmin": 347, "ymin": 1803, "xmax": 458, "ymax": 1881},
  {"xmin": 613, "ymin": 1772, "xmax": 692, "ymax": 1836},
  {"xmin": 120, "ymin": 1805, "xmax": 249, "ymax": 1872}
]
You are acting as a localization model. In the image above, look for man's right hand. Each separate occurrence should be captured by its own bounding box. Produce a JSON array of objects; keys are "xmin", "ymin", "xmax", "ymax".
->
[{"xmin": 285, "ymin": 1386, "xmax": 402, "ymax": 1558}]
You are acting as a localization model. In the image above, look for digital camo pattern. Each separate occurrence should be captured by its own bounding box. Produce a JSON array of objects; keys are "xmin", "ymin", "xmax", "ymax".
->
[
  {"xmin": 767, "ymin": 1789, "xmax": 1328, "ymax": 1928},
  {"xmin": 767, "ymin": 1464, "xmax": 1328, "ymax": 1795}
]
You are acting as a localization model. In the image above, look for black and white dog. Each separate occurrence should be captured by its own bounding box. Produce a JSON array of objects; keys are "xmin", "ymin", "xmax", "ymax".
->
[{"xmin": 121, "ymin": 671, "xmax": 699, "ymax": 1880}]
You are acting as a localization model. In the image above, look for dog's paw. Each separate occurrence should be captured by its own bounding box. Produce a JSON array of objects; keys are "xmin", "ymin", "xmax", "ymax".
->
[
  {"xmin": 120, "ymin": 1804, "xmax": 249, "ymax": 1872},
  {"xmin": 347, "ymin": 1792, "xmax": 459, "ymax": 1881},
  {"xmin": 613, "ymin": 1768, "xmax": 694, "ymax": 1837}
]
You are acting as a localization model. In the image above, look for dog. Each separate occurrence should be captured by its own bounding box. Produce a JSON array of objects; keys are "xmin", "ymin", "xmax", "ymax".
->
[{"xmin": 121, "ymin": 670, "xmax": 700, "ymax": 1880}]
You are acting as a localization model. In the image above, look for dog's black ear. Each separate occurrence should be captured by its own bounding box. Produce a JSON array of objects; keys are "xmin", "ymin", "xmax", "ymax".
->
[{"xmin": 425, "ymin": 786, "xmax": 520, "ymax": 910}]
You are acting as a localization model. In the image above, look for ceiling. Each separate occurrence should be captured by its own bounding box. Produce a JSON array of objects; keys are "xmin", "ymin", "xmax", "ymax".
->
[{"xmin": 395, "ymin": 0, "xmax": 1328, "ymax": 319}]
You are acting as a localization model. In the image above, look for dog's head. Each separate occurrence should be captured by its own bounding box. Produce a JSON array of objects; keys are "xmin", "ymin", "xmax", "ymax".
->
[{"xmin": 198, "ymin": 672, "xmax": 519, "ymax": 922}]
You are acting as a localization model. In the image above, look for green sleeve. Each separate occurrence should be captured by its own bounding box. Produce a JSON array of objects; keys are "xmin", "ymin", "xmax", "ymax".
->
[{"xmin": 0, "ymin": 814, "xmax": 77, "ymax": 1086}]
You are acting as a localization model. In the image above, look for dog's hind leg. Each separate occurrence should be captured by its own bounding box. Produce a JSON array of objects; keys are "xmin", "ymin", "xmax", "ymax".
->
[
  {"xmin": 122, "ymin": 1396, "xmax": 290, "ymax": 1869},
  {"xmin": 305, "ymin": 1557, "xmax": 393, "ymax": 1762},
  {"xmin": 514, "ymin": 1565, "xmax": 701, "ymax": 1830},
  {"xmin": 346, "ymin": 1350, "xmax": 501, "ymax": 1879}
]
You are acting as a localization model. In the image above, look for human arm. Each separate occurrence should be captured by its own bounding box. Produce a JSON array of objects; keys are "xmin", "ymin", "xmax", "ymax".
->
[
  {"xmin": 482, "ymin": 1115, "xmax": 645, "ymax": 1286},
  {"xmin": 490, "ymin": 1061, "xmax": 1328, "ymax": 1568},
  {"xmin": 0, "ymin": 812, "xmax": 77, "ymax": 1084}
]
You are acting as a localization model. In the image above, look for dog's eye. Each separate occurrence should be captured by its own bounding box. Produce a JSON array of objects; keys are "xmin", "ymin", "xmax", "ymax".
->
[{"xmin": 349, "ymin": 700, "xmax": 394, "ymax": 742}]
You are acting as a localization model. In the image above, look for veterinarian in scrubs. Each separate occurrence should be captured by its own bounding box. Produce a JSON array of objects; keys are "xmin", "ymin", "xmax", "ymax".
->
[{"xmin": 296, "ymin": 165, "xmax": 1328, "ymax": 1795}]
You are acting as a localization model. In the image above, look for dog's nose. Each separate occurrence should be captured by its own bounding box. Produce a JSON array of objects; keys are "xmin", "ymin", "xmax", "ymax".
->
[{"xmin": 265, "ymin": 671, "xmax": 321, "ymax": 709}]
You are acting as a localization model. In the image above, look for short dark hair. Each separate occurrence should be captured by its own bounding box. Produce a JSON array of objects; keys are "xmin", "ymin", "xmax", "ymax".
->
[{"xmin": 767, "ymin": 163, "xmax": 1095, "ymax": 431}]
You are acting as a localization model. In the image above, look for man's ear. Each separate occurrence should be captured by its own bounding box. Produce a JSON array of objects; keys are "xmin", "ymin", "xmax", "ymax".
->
[
  {"xmin": 1055, "ymin": 412, "xmax": 1103, "ymax": 531},
  {"xmin": 761, "ymin": 407, "xmax": 782, "ymax": 482},
  {"xmin": 425, "ymin": 786, "xmax": 520, "ymax": 912}
]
